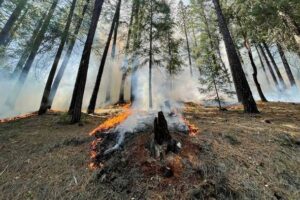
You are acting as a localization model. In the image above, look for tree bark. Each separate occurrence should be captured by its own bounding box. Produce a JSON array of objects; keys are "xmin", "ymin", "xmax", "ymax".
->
[
  {"xmin": 5, "ymin": 0, "xmax": 59, "ymax": 108},
  {"xmin": 48, "ymin": 0, "xmax": 90, "ymax": 108},
  {"xmin": 69, "ymin": 0, "xmax": 105, "ymax": 123},
  {"xmin": 277, "ymin": 43, "xmax": 297, "ymax": 87},
  {"xmin": 212, "ymin": 0, "xmax": 258, "ymax": 113},
  {"xmin": 263, "ymin": 42, "xmax": 286, "ymax": 89},
  {"xmin": 87, "ymin": 0, "xmax": 120, "ymax": 114},
  {"xmin": 38, "ymin": 0, "xmax": 77, "ymax": 115},
  {"xmin": 0, "ymin": 0, "xmax": 28, "ymax": 46},
  {"xmin": 258, "ymin": 44, "xmax": 279, "ymax": 87}
]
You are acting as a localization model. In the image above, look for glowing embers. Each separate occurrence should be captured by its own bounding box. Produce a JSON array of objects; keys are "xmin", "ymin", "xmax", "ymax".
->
[
  {"xmin": 89, "ymin": 104, "xmax": 132, "ymax": 136},
  {"xmin": 0, "ymin": 112, "xmax": 37, "ymax": 123},
  {"xmin": 181, "ymin": 116, "xmax": 199, "ymax": 136}
]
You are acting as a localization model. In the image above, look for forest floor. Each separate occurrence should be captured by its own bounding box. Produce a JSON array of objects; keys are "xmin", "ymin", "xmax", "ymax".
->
[{"xmin": 0, "ymin": 102, "xmax": 299, "ymax": 199}]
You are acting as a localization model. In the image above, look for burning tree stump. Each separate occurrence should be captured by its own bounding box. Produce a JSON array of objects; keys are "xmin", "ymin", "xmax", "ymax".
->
[
  {"xmin": 151, "ymin": 112, "xmax": 181, "ymax": 159},
  {"xmin": 154, "ymin": 111, "xmax": 172, "ymax": 145}
]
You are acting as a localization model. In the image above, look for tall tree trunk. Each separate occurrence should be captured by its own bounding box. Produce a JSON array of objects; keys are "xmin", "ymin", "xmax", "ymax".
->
[
  {"xmin": 5, "ymin": 0, "xmax": 59, "ymax": 108},
  {"xmin": 0, "ymin": 0, "xmax": 4, "ymax": 8},
  {"xmin": 130, "ymin": 0, "xmax": 141, "ymax": 103},
  {"xmin": 0, "ymin": 0, "xmax": 28, "ymax": 46},
  {"xmin": 258, "ymin": 44, "xmax": 279, "ymax": 86},
  {"xmin": 212, "ymin": 76, "xmax": 222, "ymax": 110},
  {"xmin": 12, "ymin": 18, "xmax": 43, "ymax": 76},
  {"xmin": 244, "ymin": 40, "xmax": 267, "ymax": 102},
  {"xmin": 276, "ymin": 43, "xmax": 297, "ymax": 87},
  {"xmin": 105, "ymin": 0, "xmax": 122, "ymax": 103},
  {"xmin": 69, "ymin": 0, "xmax": 105, "ymax": 123},
  {"xmin": 263, "ymin": 42, "xmax": 286, "ymax": 89},
  {"xmin": 118, "ymin": 1, "xmax": 135, "ymax": 103},
  {"xmin": 255, "ymin": 44, "xmax": 271, "ymax": 84},
  {"xmin": 148, "ymin": 0, "xmax": 153, "ymax": 109},
  {"xmin": 212, "ymin": 0, "xmax": 258, "ymax": 113},
  {"xmin": 2, "ymin": 7, "xmax": 29, "ymax": 47},
  {"xmin": 87, "ymin": 0, "xmax": 120, "ymax": 114},
  {"xmin": 48, "ymin": 0, "xmax": 90, "ymax": 108},
  {"xmin": 38, "ymin": 0, "xmax": 78, "ymax": 115},
  {"xmin": 183, "ymin": 16, "xmax": 193, "ymax": 76}
]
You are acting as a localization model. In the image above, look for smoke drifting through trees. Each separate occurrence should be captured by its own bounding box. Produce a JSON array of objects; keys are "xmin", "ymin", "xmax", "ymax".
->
[{"xmin": 0, "ymin": 0, "xmax": 299, "ymax": 120}]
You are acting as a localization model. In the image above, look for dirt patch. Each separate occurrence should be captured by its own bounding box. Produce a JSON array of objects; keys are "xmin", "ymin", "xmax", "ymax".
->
[{"xmin": 0, "ymin": 102, "xmax": 300, "ymax": 199}]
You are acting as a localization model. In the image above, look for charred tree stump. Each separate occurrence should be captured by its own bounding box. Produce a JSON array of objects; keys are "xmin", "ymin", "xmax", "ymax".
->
[{"xmin": 154, "ymin": 112, "xmax": 172, "ymax": 145}]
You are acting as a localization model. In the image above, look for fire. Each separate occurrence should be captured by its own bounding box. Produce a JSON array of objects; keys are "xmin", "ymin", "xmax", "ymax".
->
[
  {"xmin": 182, "ymin": 117, "xmax": 199, "ymax": 136},
  {"xmin": 89, "ymin": 104, "xmax": 132, "ymax": 136},
  {"xmin": 0, "ymin": 112, "xmax": 37, "ymax": 123}
]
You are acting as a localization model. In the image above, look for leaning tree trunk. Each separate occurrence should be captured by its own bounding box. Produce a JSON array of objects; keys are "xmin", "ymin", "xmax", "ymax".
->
[
  {"xmin": 12, "ymin": 18, "xmax": 43, "ymax": 76},
  {"xmin": 263, "ymin": 42, "xmax": 286, "ymax": 89},
  {"xmin": 5, "ymin": 0, "xmax": 59, "ymax": 108},
  {"xmin": 212, "ymin": 0, "xmax": 258, "ymax": 113},
  {"xmin": 87, "ymin": 0, "xmax": 120, "ymax": 114},
  {"xmin": 243, "ymin": 38, "xmax": 267, "ymax": 102},
  {"xmin": 38, "ymin": 0, "xmax": 77, "ymax": 115},
  {"xmin": 255, "ymin": 44, "xmax": 271, "ymax": 84},
  {"xmin": 277, "ymin": 43, "xmax": 297, "ymax": 87},
  {"xmin": 0, "ymin": 0, "xmax": 28, "ymax": 46},
  {"xmin": 2, "ymin": 7, "xmax": 29, "ymax": 48},
  {"xmin": 69, "ymin": 0, "xmax": 105, "ymax": 123},
  {"xmin": 48, "ymin": 0, "xmax": 90, "ymax": 108},
  {"xmin": 258, "ymin": 44, "xmax": 279, "ymax": 87}
]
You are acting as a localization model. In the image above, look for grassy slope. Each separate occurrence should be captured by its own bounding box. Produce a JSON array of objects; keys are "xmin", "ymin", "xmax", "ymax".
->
[{"xmin": 0, "ymin": 102, "xmax": 299, "ymax": 199}]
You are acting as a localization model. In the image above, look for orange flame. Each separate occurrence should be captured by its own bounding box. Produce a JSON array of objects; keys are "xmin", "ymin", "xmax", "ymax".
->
[
  {"xmin": 0, "ymin": 112, "xmax": 37, "ymax": 123},
  {"xmin": 182, "ymin": 117, "xmax": 199, "ymax": 136},
  {"xmin": 89, "ymin": 104, "xmax": 132, "ymax": 136}
]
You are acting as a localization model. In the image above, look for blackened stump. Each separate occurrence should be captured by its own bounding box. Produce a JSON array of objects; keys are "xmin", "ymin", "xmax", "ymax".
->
[{"xmin": 154, "ymin": 112, "xmax": 172, "ymax": 145}]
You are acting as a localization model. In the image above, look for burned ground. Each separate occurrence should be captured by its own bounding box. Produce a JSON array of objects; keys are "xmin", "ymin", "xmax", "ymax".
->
[{"xmin": 0, "ymin": 102, "xmax": 299, "ymax": 199}]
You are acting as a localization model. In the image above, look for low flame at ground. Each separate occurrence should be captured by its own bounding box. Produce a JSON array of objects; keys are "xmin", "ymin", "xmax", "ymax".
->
[
  {"xmin": 182, "ymin": 117, "xmax": 199, "ymax": 136},
  {"xmin": 0, "ymin": 112, "xmax": 37, "ymax": 123},
  {"xmin": 89, "ymin": 104, "xmax": 132, "ymax": 136}
]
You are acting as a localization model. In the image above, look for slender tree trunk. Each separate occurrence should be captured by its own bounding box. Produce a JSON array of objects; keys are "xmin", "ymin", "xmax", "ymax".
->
[
  {"xmin": 5, "ymin": 0, "xmax": 59, "ymax": 108},
  {"xmin": 87, "ymin": 0, "xmax": 120, "ymax": 114},
  {"xmin": 263, "ymin": 42, "xmax": 286, "ymax": 89},
  {"xmin": 244, "ymin": 40, "xmax": 267, "ymax": 102},
  {"xmin": 12, "ymin": 18, "xmax": 44, "ymax": 76},
  {"xmin": 212, "ymin": 0, "xmax": 258, "ymax": 113},
  {"xmin": 148, "ymin": 0, "xmax": 153, "ymax": 109},
  {"xmin": 258, "ymin": 44, "xmax": 279, "ymax": 86},
  {"xmin": 212, "ymin": 76, "xmax": 222, "ymax": 110},
  {"xmin": 277, "ymin": 43, "xmax": 297, "ymax": 87},
  {"xmin": 38, "ymin": 0, "xmax": 77, "ymax": 115},
  {"xmin": 70, "ymin": 0, "xmax": 105, "ymax": 122},
  {"xmin": 0, "ymin": 0, "xmax": 28, "ymax": 46},
  {"xmin": 118, "ymin": 2, "xmax": 135, "ymax": 103},
  {"xmin": 255, "ymin": 44, "xmax": 270, "ymax": 84},
  {"xmin": 130, "ymin": 0, "xmax": 141, "ymax": 103},
  {"xmin": 0, "ymin": 0, "xmax": 4, "ymax": 8},
  {"xmin": 183, "ymin": 19, "xmax": 193, "ymax": 76},
  {"xmin": 105, "ymin": 0, "xmax": 122, "ymax": 103},
  {"xmin": 48, "ymin": 0, "xmax": 90, "ymax": 108},
  {"xmin": 2, "ymin": 7, "xmax": 29, "ymax": 47}
]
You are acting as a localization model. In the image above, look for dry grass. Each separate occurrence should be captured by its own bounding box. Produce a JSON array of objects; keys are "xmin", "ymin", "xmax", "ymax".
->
[{"xmin": 0, "ymin": 102, "xmax": 300, "ymax": 199}]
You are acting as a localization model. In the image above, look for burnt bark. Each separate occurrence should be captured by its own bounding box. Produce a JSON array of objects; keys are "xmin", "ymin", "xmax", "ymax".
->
[
  {"xmin": 38, "ymin": 0, "xmax": 77, "ymax": 115},
  {"xmin": 87, "ymin": 0, "xmax": 120, "ymax": 114},
  {"xmin": 277, "ymin": 43, "xmax": 297, "ymax": 87},
  {"xmin": 69, "ymin": 0, "xmax": 105, "ymax": 123},
  {"xmin": 154, "ymin": 112, "xmax": 171, "ymax": 145},
  {"xmin": 0, "ymin": 0, "xmax": 28, "ymax": 46},
  {"xmin": 212, "ymin": 0, "xmax": 258, "ymax": 113},
  {"xmin": 5, "ymin": 0, "xmax": 59, "ymax": 108},
  {"xmin": 258, "ymin": 44, "xmax": 279, "ymax": 86},
  {"xmin": 48, "ymin": 0, "xmax": 90, "ymax": 108},
  {"xmin": 263, "ymin": 42, "xmax": 286, "ymax": 89}
]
